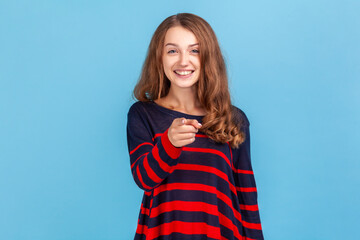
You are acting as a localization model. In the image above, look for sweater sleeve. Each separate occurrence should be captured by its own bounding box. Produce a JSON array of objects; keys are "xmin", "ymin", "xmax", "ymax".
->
[
  {"xmin": 126, "ymin": 103, "xmax": 183, "ymax": 192},
  {"xmin": 232, "ymin": 108, "xmax": 264, "ymax": 240}
]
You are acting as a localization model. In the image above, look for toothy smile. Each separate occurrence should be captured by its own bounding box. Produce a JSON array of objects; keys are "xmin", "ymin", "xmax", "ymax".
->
[{"xmin": 174, "ymin": 70, "xmax": 194, "ymax": 76}]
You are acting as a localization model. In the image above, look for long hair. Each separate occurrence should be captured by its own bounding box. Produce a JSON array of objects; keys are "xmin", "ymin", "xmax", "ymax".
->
[{"xmin": 133, "ymin": 13, "xmax": 246, "ymax": 148}]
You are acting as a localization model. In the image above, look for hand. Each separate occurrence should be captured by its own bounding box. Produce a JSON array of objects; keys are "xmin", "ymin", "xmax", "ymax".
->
[{"xmin": 167, "ymin": 118, "xmax": 202, "ymax": 147}]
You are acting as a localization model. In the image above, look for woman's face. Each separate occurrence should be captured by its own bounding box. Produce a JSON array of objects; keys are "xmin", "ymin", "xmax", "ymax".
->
[{"xmin": 162, "ymin": 26, "xmax": 200, "ymax": 91}]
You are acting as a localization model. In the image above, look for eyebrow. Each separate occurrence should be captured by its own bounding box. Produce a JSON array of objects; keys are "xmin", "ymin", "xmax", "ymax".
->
[{"xmin": 165, "ymin": 43, "xmax": 199, "ymax": 47}]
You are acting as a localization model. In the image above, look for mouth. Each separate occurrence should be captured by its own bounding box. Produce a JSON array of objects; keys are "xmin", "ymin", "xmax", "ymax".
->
[{"xmin": 174, "ymin": 70, "xmax": 194, "ymax": 77}]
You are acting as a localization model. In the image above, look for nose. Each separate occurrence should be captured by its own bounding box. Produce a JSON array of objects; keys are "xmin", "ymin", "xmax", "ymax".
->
[{"xmin": 179, "ymin": 51, "xmax": 189, "ymax": 66}]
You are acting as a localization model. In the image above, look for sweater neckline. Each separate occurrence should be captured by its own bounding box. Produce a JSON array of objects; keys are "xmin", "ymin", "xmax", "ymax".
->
[{"xmin": 149, "ymin": 100, "xmax": 205, "ymax": 120}]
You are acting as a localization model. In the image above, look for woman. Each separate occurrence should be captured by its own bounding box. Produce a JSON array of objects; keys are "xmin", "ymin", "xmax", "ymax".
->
[{"xmin": 127, "ymin": 13, "xmax": 264, "ymax": 240}]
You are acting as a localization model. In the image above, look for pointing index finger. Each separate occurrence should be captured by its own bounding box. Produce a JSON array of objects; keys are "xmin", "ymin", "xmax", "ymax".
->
[{"xmin": 184, "ymin": 119, "xmax": 202, "ymax": 130}]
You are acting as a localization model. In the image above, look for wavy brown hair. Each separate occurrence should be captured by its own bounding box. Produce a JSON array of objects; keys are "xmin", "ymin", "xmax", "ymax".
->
[{"xmin": 133, "ymin": 13, "xmax": 246, "ymax": 148}]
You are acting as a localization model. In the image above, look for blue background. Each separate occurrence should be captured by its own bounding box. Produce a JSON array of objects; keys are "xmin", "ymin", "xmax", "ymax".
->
[{"xmin": 1, "ymin": 0, "xmax": 359, "ymax": 239}]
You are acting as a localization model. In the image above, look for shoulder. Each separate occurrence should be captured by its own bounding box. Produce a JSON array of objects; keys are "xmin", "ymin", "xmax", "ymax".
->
[
  {"xmin": 128, "ymin": 100, "xmax": 152, "ymax": 115},
  {"xmin": 127, "ymin": 101, "xmax": 154, "ymax": 129},
  {"xmin": 231, "ymin": 105, "xmax": 250, "ymax": 127}
]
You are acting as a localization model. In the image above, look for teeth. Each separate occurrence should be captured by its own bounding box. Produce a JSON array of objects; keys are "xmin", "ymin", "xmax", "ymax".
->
[{"xmin": 175, "ymin": 70, "xmax": 192, "ymax": 75}]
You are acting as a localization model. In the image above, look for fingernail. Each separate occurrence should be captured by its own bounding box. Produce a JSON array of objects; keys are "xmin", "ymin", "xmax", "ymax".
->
[
  {"xmin": 182, "ymin": 119, "xmax": 185, "ymax": 124},
  {"xmin": 198, "ymin": 123, "xmax": 202, "ymax": 126}
]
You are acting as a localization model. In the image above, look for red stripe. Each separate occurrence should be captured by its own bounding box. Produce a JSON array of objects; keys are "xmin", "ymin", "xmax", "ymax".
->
[
  {"xmin": 150, "ymin": 200, "xmax": 244, "ymax": 240},
  {"xmin": 175, "ymin": 163, "xmax": 237, "ymax": 196},
  {"xmin": 136, "ymin": 223, "xmax": 148, "ymax": 235},
  {"xmin": 152, "ymin": 133, "xmax": 162, "ymax": 141},
  {"xmin": 161, "ymin": 129, "xmax": 183, "ymax": 159},
  {"xmin": 153, "ymin": 183, "xmax": 262, "ymax": 230},
  {"xmin": 240, "ymin": 204, "xmax": 259, "ymax": 211},
  {"xmin": 143, "ymin": 155, "xmax": 163, "ymax": 183},
  {"xmin": 130, "ymin": 142, "xmax": 154, "ymax": 155},
  {"xmin": 146, "ymin": 221, "xmax": 223, "ymax": 240},
  {"xmin": 150, "ymin": 197, "xmax": 154, "ymax": 209},
  {"xmin": 242, "ymin": 220, "xmax": 262, "ymax": 230},
  {"xmin": 136, "ymin": 165, "xmax": 152, "ymax": 190},
  {"xmin": 150, "ymin": 200, "xmax": 216, "ymax": 218},
  {"xmin": 140, "ymin": 203, "xmax": 150, "ymax": 216},
  {"xmin": 236, "ymin": 187, "xmax": 257, "ymax": 192},
  {"xmin": 152, "ymin": 144, "xmax": 172, "ymax": 173},
  {"xmin": 183, "ymin": 147, "xmax": 231, "ymax": 167},
  {"xmin": 232, "ymin": 168, "xmax": 254, "ymax": 174},
  {"xmin": 195, "ymin": 134, "xmax": 208, "ymax": 138}
]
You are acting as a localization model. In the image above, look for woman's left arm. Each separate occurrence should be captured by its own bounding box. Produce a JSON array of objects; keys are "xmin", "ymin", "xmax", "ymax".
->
[{"xmin": 232, "ymin": 110, "xmax": 264, "ymax": 240}]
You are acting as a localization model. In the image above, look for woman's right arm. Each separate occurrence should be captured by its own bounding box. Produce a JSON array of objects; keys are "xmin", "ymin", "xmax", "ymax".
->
[{"xmin": 126, "ymin": 104, "xmax": 200, "ymax": 192}]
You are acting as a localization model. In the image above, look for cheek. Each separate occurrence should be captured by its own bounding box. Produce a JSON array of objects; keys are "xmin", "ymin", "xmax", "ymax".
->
[
  {"xmin": 196, "ymin": 60, "xmax": 201, "ymax": 68},
  {"xmin": 162, "ymin": 57, "xmax": 172, "ymax": 70},
  {"xmin": 162, "ymin": 60, "xmax": 173, "ymax": 78},
  {"xmin": 191, "ymin": 57, "xmax": 201, "ymax": 68},
  {"xmin": 163, "ymin": 63, "xmax": 172, "ymax": 74}
]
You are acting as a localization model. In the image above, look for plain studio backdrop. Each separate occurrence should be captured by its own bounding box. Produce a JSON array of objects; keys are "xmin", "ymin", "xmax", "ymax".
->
[{"xmin": 0, "ymin": 0, "xmax": 359, "ymax": 239}]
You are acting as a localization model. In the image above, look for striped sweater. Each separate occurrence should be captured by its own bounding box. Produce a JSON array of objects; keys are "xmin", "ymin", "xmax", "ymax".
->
[{"xmin": 126, "ymin": 100, "xmax": 264, "ymax": 240}]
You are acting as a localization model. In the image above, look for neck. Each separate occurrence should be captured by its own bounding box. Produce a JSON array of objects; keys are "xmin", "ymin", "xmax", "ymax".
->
[{"xmin": 164, "ymin": 85, "xmax": 201, "ymax": 110}]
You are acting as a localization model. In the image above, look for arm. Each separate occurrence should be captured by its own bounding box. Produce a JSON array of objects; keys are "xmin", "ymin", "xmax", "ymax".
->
[
  {"xmin": 126, "ymin": 103, "xmax": 183, "ymax": 192},
  {"xmin": 232, "ymin": 109, "xmax": 264, "ymax": 239}
]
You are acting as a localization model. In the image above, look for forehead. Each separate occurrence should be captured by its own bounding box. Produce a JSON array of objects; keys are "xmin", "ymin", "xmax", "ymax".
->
[{"xmin": 163, "ymin": 26, "xmax": 198, "ymax": 46}]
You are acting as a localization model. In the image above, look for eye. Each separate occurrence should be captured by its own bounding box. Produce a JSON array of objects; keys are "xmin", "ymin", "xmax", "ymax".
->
[
  {"xmin": 167, "ymin": 49, "xmax": 177, "ymax": 54},
  {"xmin": 191, "ymin": 49, "xmax": 199, "ymax": 54}
]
